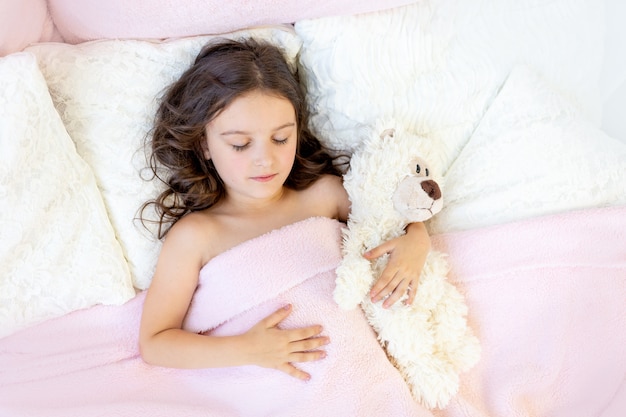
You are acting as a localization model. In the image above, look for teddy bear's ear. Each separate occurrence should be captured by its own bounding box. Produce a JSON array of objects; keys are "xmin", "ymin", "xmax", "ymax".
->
[{"xmin": 379, "ymin": 128, "xmax": 395, "ymax": 140}]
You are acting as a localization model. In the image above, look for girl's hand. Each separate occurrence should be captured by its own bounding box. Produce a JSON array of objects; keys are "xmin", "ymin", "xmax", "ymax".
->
[
  {"xmin": 364, "ymin": 222, "xmax": 431, "ymax": 308},
  {"xmin": 243, "ymin": 304, "xmax": 329, "ymax": 381}
]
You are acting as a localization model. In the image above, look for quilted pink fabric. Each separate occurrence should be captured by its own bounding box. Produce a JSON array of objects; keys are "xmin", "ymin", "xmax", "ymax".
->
[
  {"xmin": 47, "ymin": 0, "xmax": 418, "ymax": 44},
  {"xmin": 0, "ymin": 0, "xmax": 61, "ymax": 56}
]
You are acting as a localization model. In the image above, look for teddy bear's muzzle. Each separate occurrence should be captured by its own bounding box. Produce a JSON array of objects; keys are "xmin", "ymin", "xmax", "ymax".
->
[{"xmin": 421, "ymin": 180, "xmax": 442, "ymax": 200}]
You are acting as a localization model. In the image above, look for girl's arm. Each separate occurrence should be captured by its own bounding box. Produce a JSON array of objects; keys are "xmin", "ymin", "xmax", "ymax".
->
[
  {"xmin": 139, "ymin": 216, "xmax": 328, "ymax": 380},
  {"xmin": 364, "ymin": 222, "xmax": 431, "ymax": 308},
  {"xmin": 325, "ymin": 174, "xmax": 431, "ymax": 308}
]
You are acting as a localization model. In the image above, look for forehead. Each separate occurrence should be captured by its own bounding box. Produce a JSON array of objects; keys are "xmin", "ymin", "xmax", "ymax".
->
[{"xmin": 208, "ymin": 91, "xmax": 296, "ymax": 132}]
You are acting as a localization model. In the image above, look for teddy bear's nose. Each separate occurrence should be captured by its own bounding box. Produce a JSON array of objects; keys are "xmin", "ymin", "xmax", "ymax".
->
[{"xmin": 421, "ymin": 180, "xmax": 442, "ymax": 200}]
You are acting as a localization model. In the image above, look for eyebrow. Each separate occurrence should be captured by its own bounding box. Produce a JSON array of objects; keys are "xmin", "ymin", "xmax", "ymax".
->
[{"xmin": 220, "ymin": 122, "xmax": 296, "ymax": 136}]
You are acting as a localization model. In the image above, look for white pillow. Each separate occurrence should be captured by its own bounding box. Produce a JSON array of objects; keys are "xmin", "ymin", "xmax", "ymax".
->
[
  {"xmin": 295, "ymin": 0, "xmax": 606, "ymax": 170},
  {"xmin": 26, "ymin": 27, "xmax": 302, "ymax": 290},
  {"xmin": 0, "ymin": 52, "xmax": 135, "ymax": 338},
  {"xmin": 428, "ymin": 66, "xmax": 626, "ymax": 234}
]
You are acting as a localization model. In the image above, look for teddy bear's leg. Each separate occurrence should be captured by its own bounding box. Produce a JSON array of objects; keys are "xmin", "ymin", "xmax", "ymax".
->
[
  {"xmin": 431, "ymin": 282, "xmax": 481, "ymax": 372},
  {"xmin": 363, "ymin": 297, "xmax": 461, "ymax": 409}
]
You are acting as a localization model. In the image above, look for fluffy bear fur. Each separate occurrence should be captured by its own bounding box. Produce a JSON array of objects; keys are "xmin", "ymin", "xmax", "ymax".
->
[{"xmin": 334, "ymin": 122, "xmax": 481, "ymax": 409}]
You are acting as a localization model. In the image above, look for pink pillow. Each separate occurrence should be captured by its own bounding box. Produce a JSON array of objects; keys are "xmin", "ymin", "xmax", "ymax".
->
[
  {"xmin": 0, "ymin": 0, "xmax": 61, "ymax": 56},
  {"xmin": 48, "ymin": 0, "xmax": 418, "ymax": 43}
]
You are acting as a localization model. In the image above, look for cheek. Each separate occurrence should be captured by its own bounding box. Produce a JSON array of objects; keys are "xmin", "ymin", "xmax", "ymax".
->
[
  {"xmin": 281, "ymin": 143, "xmax": 298, "ymax": 166},
  {"xmin": 209, "ymin": 150, "xmax": 240, "ymax": 178},
  {"xmin": 220, "ymin": 157, "xmax": 246, "ymax": 175}
]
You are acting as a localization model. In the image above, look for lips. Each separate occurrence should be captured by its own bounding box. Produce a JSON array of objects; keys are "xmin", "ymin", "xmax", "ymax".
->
[{"xmin": 251, "ymin": 174, "xmax": 277, "ymax": 182}]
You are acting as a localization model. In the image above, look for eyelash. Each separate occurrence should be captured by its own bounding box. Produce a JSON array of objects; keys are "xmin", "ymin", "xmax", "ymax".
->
[
  {"xmin": 232, "ymin": 138, "xmax": 288, "ymax": 152},
  {"xmin": 232, "ymin": 144, "xmax": 248, "ymax": 151}
]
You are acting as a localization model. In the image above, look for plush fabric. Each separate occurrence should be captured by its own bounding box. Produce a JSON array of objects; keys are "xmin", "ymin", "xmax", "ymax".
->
[
  {"xmin": 295, "ymin": 0, "xmax": 606, "ymax": 170},
  {"xmin": 428, "ymin": 66, "xmax": 626, "ymax": 234},
  {"xmin": 334, "ymin": 123, "xmax": 479, "ymax": 409},
  {"xmin": 0, "ymin": 217, "xmax": 432, "ymax": 417},
  {"xmin": 430, "ymin": 205, "xmax": 626, "ymax": 417},
  {"xmin": 0, "ymin": 52, "xmax": 135, "ymax": 338},
  {"xmin": 47, "ymin": 0, "xmax": 418, "ymax": 44},
  {"xmin": 25, "ymin": 26, "xmax": 302, "ymax": 290}
]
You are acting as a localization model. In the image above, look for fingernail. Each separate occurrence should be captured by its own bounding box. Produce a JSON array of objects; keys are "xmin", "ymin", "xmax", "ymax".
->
[{"xmin": 283, "ymin": 304, "xmax": 291, "ymax": 310}]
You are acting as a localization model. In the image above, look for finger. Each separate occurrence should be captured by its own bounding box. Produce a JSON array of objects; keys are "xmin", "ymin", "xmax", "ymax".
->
[
  {"xmin": 286, "ymin": 325, "xmax": 324, "ymax": 343},
  {"xmin": 262, "ymin": 304, "xmax": 292, "ymax": 328},
  {"xmin": 382, "ymin": 279, "xmax": 411, "ymax": 308},
  {"xmin": 363, "ymin": 240, "xmax": 394, "ymax": 259},
  {"xmin": 279, "ymin": 363, "xmax": 312, "ymax": 381},
  {"xmin": 370, "ymin": 270, "xmax": 400, "ymax": 302},
  {"xmin": 289, "ymin": 349, "xmax": 327, "ymax": 363},
  {"xmin": 289, "ymin": 336, "xmax": 330, "ymax": 352},
  {"xmin": 404, "ymin": 280, "xmax": 418, "ymax": 306}
]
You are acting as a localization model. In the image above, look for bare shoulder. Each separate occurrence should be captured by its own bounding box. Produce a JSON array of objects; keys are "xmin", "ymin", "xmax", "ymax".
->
[
  {"xmin": 306, "ymin": 174, "xmax": 343, "ymax": 194},
  {"xmin": 165, "ymin": 211, "xmax": 211, "ymax": 242},
  {"xmin": 305, "ymin": 174, "xmax": 350, "ymax": 221},
  {"xmin": 161, "ymin": 211, "xmax": 219, "ymax": 267}
]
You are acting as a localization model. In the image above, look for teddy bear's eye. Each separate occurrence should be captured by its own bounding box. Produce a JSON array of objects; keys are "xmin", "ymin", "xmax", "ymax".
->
[{"xmin": 415, "ymin": 163, "xmax": 430, "ymax": 176}]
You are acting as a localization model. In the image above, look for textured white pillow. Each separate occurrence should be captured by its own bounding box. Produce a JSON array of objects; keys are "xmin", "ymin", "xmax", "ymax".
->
[
  {"xmin": 26, "ymin": 27, "xmax": 302, "ymax": 289},
  {"xmin": 0, "ymin": 52, "xmax": 135, "ymax": 338},
  {"xmin": 295, "ymin": 0, "xmax": 606, "ymax": 170},
  {"xmin": 428, "ymin": 66, "xmax": 626, "ymax": 234}
]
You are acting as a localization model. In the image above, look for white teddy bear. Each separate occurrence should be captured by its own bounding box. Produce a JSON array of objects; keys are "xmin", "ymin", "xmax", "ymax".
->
[{"xmin": 334, "ymin": 122, "xmax": 481, "ymax": 409}]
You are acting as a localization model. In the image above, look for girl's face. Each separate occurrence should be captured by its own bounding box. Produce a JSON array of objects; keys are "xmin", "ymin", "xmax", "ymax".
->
[{"xmin": 204, "ymin": 90, "xmax": 298, "ymax": 205}]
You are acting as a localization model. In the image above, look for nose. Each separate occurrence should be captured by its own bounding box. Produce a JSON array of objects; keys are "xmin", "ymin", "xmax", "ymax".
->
[
  {"xmin": 254, "ymin": 142, "xmax": 273, "ymax": 167},
  {"xmin": 421, "ymin": 180, "xmax": 441, "ymax": 200}
]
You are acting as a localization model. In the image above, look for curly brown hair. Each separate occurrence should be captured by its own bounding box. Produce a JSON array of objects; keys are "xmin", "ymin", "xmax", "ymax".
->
[{"xmin": 140, "ymin": 38, "xmax": 342, "ymax": 238}]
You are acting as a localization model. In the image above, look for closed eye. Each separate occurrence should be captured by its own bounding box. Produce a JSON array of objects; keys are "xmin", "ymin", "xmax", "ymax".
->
[
  {"xmin": 232, "ymin": 143, "xmax": 250, "ymax": 151},
  {"xmin": 232, "ymin": 138, "xmax": 287, "ymax": 151}
]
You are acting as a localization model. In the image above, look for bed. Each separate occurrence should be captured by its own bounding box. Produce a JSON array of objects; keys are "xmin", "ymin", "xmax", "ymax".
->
[{"xmin": 1, "ymin": 0, "xmax": 625, "ymax": 416}]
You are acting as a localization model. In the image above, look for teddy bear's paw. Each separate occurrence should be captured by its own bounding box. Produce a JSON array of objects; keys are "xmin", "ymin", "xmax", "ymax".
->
[
  {"xmin": 333, "ymin": 287, "xmax": 361, "ymax": 310},
  {"xmin": 333, "ymin": 254, "xmax": 373, "ymax": 309}
]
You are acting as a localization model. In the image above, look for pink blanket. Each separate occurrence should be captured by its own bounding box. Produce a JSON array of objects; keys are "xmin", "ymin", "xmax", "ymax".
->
[
  {"xmin": 431, "ymin": 205, "xmax": 626, "ymax": 417},
  {"xmin": 1, "ymin": 207, "xmax": 625, "ymax": 416},
  {"xmin": 0, "ymin": 217, "xmax": 430, "ymax": 417}
]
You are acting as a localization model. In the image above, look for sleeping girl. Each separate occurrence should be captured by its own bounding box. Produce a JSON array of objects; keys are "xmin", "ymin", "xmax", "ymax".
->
[{"xmin": 138, "ymin": 37, "xmax": 433, "ymax": 416}]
